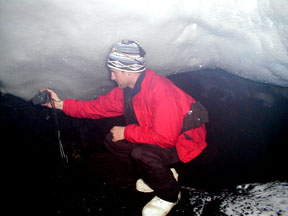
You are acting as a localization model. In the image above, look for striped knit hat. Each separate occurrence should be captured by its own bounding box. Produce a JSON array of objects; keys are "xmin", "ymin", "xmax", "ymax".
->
[{"xmin": 107, "ymin": 40, "xmax": 146, "ymax": 73}]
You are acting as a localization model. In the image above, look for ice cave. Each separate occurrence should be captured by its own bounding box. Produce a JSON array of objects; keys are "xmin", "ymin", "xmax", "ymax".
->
[{"xmin": 0, "ymin": 0, "xmax": 287, "ymax": 215}]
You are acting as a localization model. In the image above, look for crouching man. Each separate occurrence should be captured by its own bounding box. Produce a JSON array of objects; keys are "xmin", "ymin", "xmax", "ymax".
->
[{"xmin": 43, "ymin": 40, "xmax": 208, "ymax": 216}]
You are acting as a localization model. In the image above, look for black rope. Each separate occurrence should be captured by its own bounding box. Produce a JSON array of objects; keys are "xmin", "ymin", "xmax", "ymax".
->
[{"xmin": 49, "ymin": 97, "xmax": 69, "ymax": 165}]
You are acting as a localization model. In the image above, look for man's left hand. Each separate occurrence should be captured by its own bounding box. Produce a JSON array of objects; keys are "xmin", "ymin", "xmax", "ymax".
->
[{"xmin": 110, "ymin": 126, "xmax": 126, "ymax": 142}]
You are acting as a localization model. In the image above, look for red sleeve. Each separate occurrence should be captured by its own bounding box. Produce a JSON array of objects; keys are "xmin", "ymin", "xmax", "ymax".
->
[
  {"xmin": 63, "ymin": 87, "xmax": 124, "ymax": 119},
  {"xmin": 124, "ymin": 97, "xmax": 183, "ymax": 147}
]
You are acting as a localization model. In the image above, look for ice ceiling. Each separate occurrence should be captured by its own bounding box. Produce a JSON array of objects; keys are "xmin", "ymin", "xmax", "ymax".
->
[{"xmin": 0, "ymin": 0, "xmax": 287, "ymax": 100}]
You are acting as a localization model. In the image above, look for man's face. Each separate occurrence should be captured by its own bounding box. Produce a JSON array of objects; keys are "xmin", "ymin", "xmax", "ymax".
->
[{"xmin": 110, "ymin": 68, "xmax": 130, "ymax": 89}]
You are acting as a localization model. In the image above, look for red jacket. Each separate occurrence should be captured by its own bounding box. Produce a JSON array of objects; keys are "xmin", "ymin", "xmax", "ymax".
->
[{"xmin": 63, "ymin": 69, "xmax": 207, "ymax": 163}]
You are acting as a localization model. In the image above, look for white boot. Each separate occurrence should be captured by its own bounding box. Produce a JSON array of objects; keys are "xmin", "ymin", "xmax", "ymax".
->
[
  {"xmin": 142, "ymin": 192, "xmax": 181, "ymax": 216},
  {"xmin": 136, "ymin": 178, "xmax": 154, "ymax": 193},
  {"xmin": 136, "ymin": 168, "xmax": 179, "ymax": 193}
]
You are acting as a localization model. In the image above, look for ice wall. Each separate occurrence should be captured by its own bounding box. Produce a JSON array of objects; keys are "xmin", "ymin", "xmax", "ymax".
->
[{"xmin": 0, "ymin": 0, "xmax": 287, "ymax": 100}]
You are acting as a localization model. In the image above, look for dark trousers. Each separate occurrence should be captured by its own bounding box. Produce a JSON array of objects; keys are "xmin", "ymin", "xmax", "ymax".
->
[{"xmin": 104, "ymin": 133, "xmax": 181, "ymax": 202}]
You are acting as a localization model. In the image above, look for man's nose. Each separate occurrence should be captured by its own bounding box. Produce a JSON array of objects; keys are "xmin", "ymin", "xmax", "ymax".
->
[{"xmin": 111, "ymin": 72, "xmax": 115, "ymax": 80}]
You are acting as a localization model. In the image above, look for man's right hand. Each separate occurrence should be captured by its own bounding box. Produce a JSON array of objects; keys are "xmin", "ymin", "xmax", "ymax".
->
[{"xmin": 40, "ymin": 88, "xmax": 64, "ymax": 110}]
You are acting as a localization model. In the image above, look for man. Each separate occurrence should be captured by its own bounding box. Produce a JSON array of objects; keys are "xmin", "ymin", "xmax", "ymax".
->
[{"xmin": 43, "ymin": 40, "xmax": 207, "ymax": 216}]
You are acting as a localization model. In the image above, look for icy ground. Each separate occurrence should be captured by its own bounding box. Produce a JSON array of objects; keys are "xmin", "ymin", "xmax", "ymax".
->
[
  {"xmin": 26, "ymin": 160, "xmax": 288, "ymax": 216},
  {"xmin": 181, "ymin": 182, "xmax": 288, "ymax": 216}
]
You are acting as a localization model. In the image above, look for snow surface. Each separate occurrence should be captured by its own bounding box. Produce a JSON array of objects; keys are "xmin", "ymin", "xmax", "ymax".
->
[
  {"xmin": 0, "ymin": 0, "xmax": 287, "ymax": 100},
  {"xmin": 221, "ymin": 182, "xmax": 288, "ymax": 216},
  {"xmin": 182, "ymin": 181, "xmax": 288, "ymax": 216}
]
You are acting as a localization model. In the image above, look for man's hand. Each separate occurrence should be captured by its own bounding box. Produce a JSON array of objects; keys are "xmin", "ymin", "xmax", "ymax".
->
[
  {"xmin": 40, "ymin": 88, "xmax": 63, "ymax": 110},
  {"xmin": 110, "ymin": 126, "xmax": 126, "ymax": 142}
]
